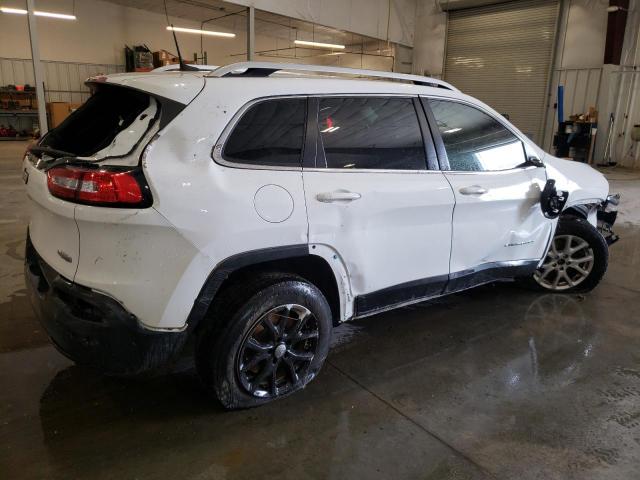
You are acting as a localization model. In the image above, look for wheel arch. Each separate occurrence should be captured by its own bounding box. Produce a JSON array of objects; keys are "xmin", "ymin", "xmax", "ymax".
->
[
  {"xmin": 563, "ymin": 204, "xmax": 589, "ymax": 219},
  {"xmin": 562, "ymin": 203, "xmax": 598, "ymax": 226},
  {"xmin": 187, "ymin": 245, "xmax": 348, "ymax": 332}
]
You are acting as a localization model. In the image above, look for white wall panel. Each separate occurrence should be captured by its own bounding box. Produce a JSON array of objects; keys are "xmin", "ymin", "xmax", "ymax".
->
[
  {"xmin": 0, "ymin": 0, "xmax": 410, "ymax": 73},
  {"xmin": 541, "ymin": 67, "xmax": 602, "ymax": 154},
  {"xmin": 412, "ymin": 0, "xmax": 446, "ymax": 76},
  {"xmin": 556, "ymin": 0, "xmax": 608, "ymax": 69},
  {"xmin": 0, "ymin": 58, "xmax": 123, "ymax": 103},
  {"xmin": 229, "ymin": 0, "xmax": 417, "ymax": 46}
]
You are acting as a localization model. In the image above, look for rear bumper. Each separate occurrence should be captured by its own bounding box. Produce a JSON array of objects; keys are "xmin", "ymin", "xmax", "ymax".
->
[{"xmin": 24, "ymin": 234, "xmax": 188, "ymax": 375}]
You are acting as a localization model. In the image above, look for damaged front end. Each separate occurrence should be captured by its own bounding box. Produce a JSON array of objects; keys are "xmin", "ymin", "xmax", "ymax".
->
[{"xmin": 597, "ymin": 194, "xmax": 620, "ymax": 246}]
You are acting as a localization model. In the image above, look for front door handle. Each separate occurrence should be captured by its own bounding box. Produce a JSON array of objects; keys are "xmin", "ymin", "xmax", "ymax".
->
[
  {"xmin": 316, "ymin": 190, "xmax": 362, "ymax": 203},
  {"xmin": 459, "ymin": 185, "xmax": 488, "ymax": 195}
]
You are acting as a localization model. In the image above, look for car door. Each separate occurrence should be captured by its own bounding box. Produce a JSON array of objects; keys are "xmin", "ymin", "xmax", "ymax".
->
[
  {"xmin": 302, "ymin": 96, "xmax": 455, "ymax": 316},
  {"xmin": 423, "ymin": 97, "xmax": 552, "ymax": 291}
]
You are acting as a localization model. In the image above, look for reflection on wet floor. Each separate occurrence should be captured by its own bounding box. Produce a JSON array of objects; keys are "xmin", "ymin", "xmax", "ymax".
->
[{"xmin": 1, "ymin": 141, "xmax": 640, "ymax": 479}]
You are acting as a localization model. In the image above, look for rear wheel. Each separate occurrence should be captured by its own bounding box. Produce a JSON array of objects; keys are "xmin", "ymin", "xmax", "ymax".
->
[
  {"xmin": 196, "ymin": 273, "xmax": 332, "ymax": 409},
  {"xmin": 532, "ymin": 217, "xmax": 608, "ymax": 293}
]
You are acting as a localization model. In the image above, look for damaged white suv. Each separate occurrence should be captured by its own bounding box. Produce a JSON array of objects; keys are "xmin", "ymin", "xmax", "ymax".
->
[{"xmin": 24, "ymin": 62, "xmax": 618, "ymax": 409}]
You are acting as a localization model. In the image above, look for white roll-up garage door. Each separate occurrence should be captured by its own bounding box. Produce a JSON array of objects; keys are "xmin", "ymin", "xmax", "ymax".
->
[{"xmin": 444, "ymin": 0, "xmax": 558, "ymax": 144}]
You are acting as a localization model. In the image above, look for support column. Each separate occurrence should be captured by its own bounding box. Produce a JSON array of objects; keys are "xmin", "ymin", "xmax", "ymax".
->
[
  {"xmin": 26, "ymin": 0, "xmax": 48, "ymax": 135},
  {"xmin": 246, "ymin": 6, "xmax": 255, "ymax": 61}
]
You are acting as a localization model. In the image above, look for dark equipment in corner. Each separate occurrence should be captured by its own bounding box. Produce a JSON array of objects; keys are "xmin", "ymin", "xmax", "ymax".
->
[
  {"xmin": 553, "ymin": 121, "xmax": 597, "ymax": 163},
  {"xmin": 124, "ymin": 45, "xmax": 154, "ymax": 72}
]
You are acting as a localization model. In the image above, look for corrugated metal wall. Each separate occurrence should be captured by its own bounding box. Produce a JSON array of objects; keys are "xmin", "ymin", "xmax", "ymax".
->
[
  {"xmin": 541, "ymin": 67, "xmax": 603, "ymax": 154},
  {"xmin": 444, "ymin": 0, "xmax": 559, "ymax": 144},
  {"xmin": 0, "ymin": 57, "xmax": 124, "ymax": 103}
]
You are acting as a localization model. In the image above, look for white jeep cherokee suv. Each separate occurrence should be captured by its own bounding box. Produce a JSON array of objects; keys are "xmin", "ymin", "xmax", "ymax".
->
[{"xmin": 23, "ymin": 62, "xmax": 619, "ymax": 409}]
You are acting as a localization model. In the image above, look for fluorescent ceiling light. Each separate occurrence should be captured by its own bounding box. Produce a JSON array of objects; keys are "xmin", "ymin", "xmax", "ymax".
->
[
  {"xmin": 34, "ymin": 10, "xmax": 76, "ymax": 19},
  {"xmin": 443, "ymin": 127, "xmax": 461, "ymax": 134},
  {"xmin": 0, "ymin": 7, "xmax": 76, "ymax": 19},
  {"xmin": 294, "ymin": 40, "xmax": 345, "ymax": 50},
  {"xmin": 320, "ymin": 126, "xmax": 340, "ymax": 133},
  {"xmin": 0, "ymin": 7, "xmax": 26, "ymax": 13},
  {"xmin": 166, "ymin": 26, "xmax": 235, "ymax": 38}
]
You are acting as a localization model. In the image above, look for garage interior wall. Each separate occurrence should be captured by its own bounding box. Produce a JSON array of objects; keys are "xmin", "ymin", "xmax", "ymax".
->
[
  {"xmin": 1, "ymin": 0, "xmax": 638, "ymax": 166},
  {"xmin": 0, "ymin": 0, "xmax": 418, "ymax": 104},
  {"xmin": 412, "ymin": 0, "xmax": 638, "ymax": 166},
  {"xmin": 606, "ymin": 0, "xmax": 640, "ymax": 169},
  {"xmin": 544, "ymin": 0, "xmax": 640, "ymax": 168},
  {"xmin": 412, "ymin": 0, "xmax": 447, "ymax": 77},
  {"xmin": 227, "ymin": 0, "xmax": 418, "ymax": 47},
  {"xmin": 541, "ymin": 0, "xmax": 609, "ymax": 156},
  {"xmin": 0, "ymin": 0, "xmax": 417, "ymax": 68},
  {"xmin": 0, "ymin": 58, "xmax": 124, "ymax": 103},
  {"xmin": 443, "ymin": 0, "xmax": 559, "ymax": 144}
]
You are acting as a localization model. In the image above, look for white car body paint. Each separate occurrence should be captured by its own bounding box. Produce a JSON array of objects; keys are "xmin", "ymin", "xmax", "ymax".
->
[
  {"xmin": 24, "ymin": 160, "xmax": 79, "ymax": 280},
  {"xmin": 98, "ymin": 71, "xmax": 206, "ymax": 104},
  {"xmin": 444, "ymin": 168, "xmax": 552, "ymax": 274},
  {"xmin": 543, "ymin": 155, "xmax": 610, "ymax": 208},
  {"xmin": 24, "ymin": 67, "xmax": 612, "ymax": 331},
  {"xmin": 303, "ymin": 169, "xmax": 454, "ymax": 296},
  {"xmin": 73, "ymin": 203, "xmax": 203, "ymax": 330}
]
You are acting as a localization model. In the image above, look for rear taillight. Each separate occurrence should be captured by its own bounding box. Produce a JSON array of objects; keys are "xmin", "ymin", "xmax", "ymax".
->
[{"xmin": 47, "ymin": 165, "xmax": 150, "ymax": 207}]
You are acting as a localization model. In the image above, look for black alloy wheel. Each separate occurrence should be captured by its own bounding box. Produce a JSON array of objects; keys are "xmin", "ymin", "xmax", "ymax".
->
[{"xmin": 237, "ymin": 304, "xmax": 319, "ymax": 398}]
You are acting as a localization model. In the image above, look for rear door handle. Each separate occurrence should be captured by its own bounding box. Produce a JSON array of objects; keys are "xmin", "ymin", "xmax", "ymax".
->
[
  {"xmin": 316, "ymin": 190, "xmax": 362, "ymax": 203},
  {"xmin": 459, "ymin": 185, "xmax": 488, "ymax": 195}
]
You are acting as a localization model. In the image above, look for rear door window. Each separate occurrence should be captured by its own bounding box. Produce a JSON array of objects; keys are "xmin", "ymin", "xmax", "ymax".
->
[
  {"xmin": 316, "ymin": 97, "xmax": 427, "ymax": 170},
  {"xmin": 223, "ymin": 98, "xmax": 306, "ymax": 168}
]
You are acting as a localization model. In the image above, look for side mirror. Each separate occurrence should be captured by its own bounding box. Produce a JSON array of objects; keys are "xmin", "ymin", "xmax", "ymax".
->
[
  {"xmin": 525, "ymin": 156, "xmax": 544, "ymax": 168},
  {"xmin": 540, "ymin": 179, "xmax": 568, "ymax": 218}
]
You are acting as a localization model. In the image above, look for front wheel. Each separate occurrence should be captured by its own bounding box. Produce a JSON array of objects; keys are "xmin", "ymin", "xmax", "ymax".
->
[{"xmin": 532, "ymin": 217, "xmax": 608, "ymax": 293}]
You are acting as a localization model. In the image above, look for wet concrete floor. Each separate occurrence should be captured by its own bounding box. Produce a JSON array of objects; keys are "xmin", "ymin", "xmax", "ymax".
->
[{"xmin": 1, "ymin": 141, "xmax": 640, "ymax": 479}]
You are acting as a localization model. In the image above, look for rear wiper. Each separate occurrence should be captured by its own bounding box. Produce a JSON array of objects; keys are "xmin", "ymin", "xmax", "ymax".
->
[{"xmin": 28, "ymin": 146, "xmax": 77, "ymax": 159}]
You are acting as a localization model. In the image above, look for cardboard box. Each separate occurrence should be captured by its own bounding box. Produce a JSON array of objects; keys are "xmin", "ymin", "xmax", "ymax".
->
[
  {"xmin": 47, "ymin": 102, "xmax": 83, "ymax": 128},
  {"xmin": 18, "ymin": 98, "xmax": 36, "ymax": 109},
  {"xmin": 153, "ymin": 49, "xmax": 178, "ymax": 67}
]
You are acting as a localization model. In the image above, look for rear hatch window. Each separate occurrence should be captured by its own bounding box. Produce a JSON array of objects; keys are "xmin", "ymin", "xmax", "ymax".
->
[{"xmin": 38, "ymin": 84, "xmax": 159, "ymax": 161}]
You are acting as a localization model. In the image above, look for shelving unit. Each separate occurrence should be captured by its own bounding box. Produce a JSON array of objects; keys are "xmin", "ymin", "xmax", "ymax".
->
[
  {"xmin": 1, "ymin": 109, "xmax": 38, "ymax": 115},
  {"xmin": 553, "ymin": 120, "xmax": 597, "ymax": 163},
  {"xmin": 0, "ymin": 88, "xmax": 38, "ymax": 139}
]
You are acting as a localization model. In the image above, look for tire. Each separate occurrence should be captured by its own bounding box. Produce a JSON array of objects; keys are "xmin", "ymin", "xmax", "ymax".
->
[
  {"xmin": 195, "ymin": 273, "xmax": 332, "ymax": 409},
  {"xmin": 529, "ymin": 216, "xmax": 608, "ymax": 293}
]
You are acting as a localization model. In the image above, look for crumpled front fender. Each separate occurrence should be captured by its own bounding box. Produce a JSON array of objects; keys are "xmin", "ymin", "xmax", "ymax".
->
[{"xmin": 543, "ymin": 154, "xmax": 609, "ymax": 207}]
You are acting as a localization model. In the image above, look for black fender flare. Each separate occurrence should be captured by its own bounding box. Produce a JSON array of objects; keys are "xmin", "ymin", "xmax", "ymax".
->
[{"xmin": 184, "ymin": 245, "xmax": 310, "ymax": 331}]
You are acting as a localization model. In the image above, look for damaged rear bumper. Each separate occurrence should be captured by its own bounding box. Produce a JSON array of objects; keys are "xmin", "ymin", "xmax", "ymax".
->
[
  {"xmin": 24, "ymin": 234, "xmax": 188, "ymax": 375},
  {"xmin": 597, "ymin": 194, "xmax": 620, "ymax": 246}
]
